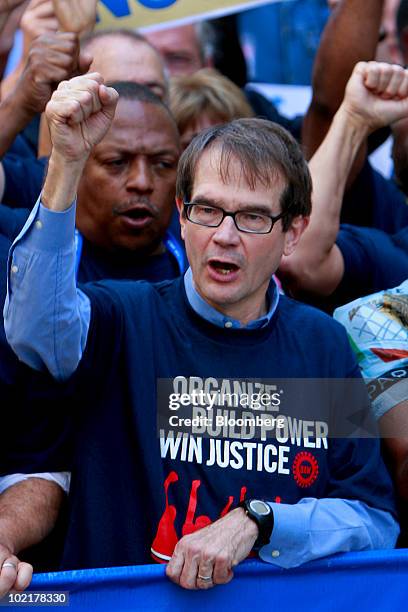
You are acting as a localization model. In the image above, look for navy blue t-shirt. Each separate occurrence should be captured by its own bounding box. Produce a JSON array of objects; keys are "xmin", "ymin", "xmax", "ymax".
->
[
  {"xmin": 0, "ymin": 229, "xmax": 182, "ymax": 477},
  {"xmin": 0, "ymin": 232, "xmax": 73, "ymax": 476},
  {"xmin": 0, "ymin": 206, "xmax": 30, "ymax": 240},
  {"xmin": 2, "ymin": 155, "xmax": 46, "ymax": 210},
  {"xmin": 342, "ymin": 162, "xmax": 408, "ymax": 233},
  {"xmin": 58, "ymin": 277, "xmax": 396, "ymax": 570},
  {"xmin": 77, "ymin": 237, "xmax": 180, "ymax": 284},
  {"xmin": 334, "ymin": 224, "xmax": 408, "ymax": 306}
]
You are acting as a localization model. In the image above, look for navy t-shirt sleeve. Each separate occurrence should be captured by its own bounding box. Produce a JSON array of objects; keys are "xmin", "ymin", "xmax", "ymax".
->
[
  {"xmin": 341, "ymin": 160, "xmax": 408, "ymax": 232},
  {"xmin": 2, "ymin": 154, "xmax": 47, "ymax": 209},
  {"xmin": 76, "ymin": 279, "xmax": 155, "ymax": 386},
  {"xmin": 334, "ymin": 224, "xmax": 408, "ymax": 306}
]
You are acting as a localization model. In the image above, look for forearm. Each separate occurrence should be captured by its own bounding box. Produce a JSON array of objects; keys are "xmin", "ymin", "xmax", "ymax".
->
[
  {"xmin": 307, "ymin": 107, "xmax": 369, "ymax": 247},
  {"xmin": 42, "ymin": 151, "xmax": 87, "ymax": 211},
  {"xmin": 260, "ymin": 497, "xmax": 398, "ymax": 569},
  {"xmin": 281, "ymin": 106, "xmax": 368, "ymax": 294},
  {"xmin": 4, "ymin": 197, "xmax": 91, "ymax": 380},
  {"xmin": 0, "ymin": 479, "xmax": 63, "ymax": 554},
  {"xmin": 302, "ymin": 0, "xmax": 383, "ymax": 157},
  {"xmin": 0, "ymin": 60, "xmax": 23, "ymax": 101}
]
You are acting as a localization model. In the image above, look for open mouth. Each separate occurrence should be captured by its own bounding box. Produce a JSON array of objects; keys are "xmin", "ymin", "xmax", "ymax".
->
[
  {"xmin": 121, "ymin": 208, "xmax": 153, "ymax": 220},
  {"xmin": 208, "ymin": 260, "xmax": 240, "ymax": 276},
  {"xmin": 117, "ymin": 206, "xmax": 155, "ymax": 228}
]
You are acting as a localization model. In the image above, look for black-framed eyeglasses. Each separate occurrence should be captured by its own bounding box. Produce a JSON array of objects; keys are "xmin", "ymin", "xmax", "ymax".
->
[{"xmin": 184, "ymin": 203, "xmax": 285, "ymax": 234}]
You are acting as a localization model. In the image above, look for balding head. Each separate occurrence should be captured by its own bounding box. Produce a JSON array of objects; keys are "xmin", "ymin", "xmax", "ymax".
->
[
  {"xmin": 82, "ymin": 30, "xmax": 168, "ymax": 100},
  {"xmin": 145, "ymin": 24, "xmax": 214, "ymax": 76}
]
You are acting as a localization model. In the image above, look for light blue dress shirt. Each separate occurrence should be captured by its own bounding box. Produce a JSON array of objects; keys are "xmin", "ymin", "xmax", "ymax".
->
[{"xmin": 3, "ymin": 198, "xmax": 399, "ymax": 568}]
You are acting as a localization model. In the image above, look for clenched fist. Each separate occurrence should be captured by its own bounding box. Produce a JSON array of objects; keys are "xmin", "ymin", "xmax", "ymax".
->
[
  {"xmin": 45, "ymin": 72, "xmax": 119, "ymax": 162},
  {"xmin": 52, "ymin": 0, "xmax": 97, "ymax": 35},
  {"xmin": 15, "ymin": 31, "xmax": 92, "ymax": 115},
  {"xmin": 343, "ymin": 61, "xmax": 408, "ymax": 132}
]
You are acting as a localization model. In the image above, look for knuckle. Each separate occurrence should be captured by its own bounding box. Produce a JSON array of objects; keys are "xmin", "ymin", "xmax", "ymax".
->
[
  {"xmin": 216, "ymin": 552, "xmax": 230, "ymax": 566},
  {"xmin": 165, "ymin": 564, "xmax": 174, "ymax": 578},
  {"xmin": 201, "ymin": 550, "xmax": 214, "ymax": 564},
  {"xmin": 179, "ymin": 577, "xmax": 194, "ymax": 590},
  {"xmin": 186, "ymin": 544, "xmax": 201, "ymax": 559}
]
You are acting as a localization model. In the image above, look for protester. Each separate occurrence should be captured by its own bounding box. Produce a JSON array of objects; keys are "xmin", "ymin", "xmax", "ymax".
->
[
  {"xmin": 169, "ymin": 68, "xmax": 253, "ymax": 150},
  {"xmin": 146, "ymin": 22, "xmax": 303, "ymax": 140},
  {"xmin": 302, "ymin": 0, "xmax": 408, "ymax": 237},
  {"xmin": 0, "ymin": 26, "xmax": 170, "ymax": 209},
  {"xmin": 280, "ymin": 61, "xmax": 408, "ymax": 309},
  {"xmin": 334, "ymin": 280, "xmax": 408, "ymax": 539},
  {"xmin": 2, "ymin": 69, "xmax": 398, "ymax": 590},
  {"xmin": 0, "ymin": 30, "xmax": 90, "ymax": 209}
]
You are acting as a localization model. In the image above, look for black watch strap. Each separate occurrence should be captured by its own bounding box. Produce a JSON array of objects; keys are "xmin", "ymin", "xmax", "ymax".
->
[{"xmin": 240, "ymin": 499, "xmax": 274, "ymax": 548}]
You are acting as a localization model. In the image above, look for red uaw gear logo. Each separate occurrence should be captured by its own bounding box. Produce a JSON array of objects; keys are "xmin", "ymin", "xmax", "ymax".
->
[{"xmin": 292, "ymin": 451, "xmax": 319, "ymax": 488}]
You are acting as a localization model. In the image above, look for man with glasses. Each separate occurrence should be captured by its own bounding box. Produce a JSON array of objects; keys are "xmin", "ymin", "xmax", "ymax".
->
[{"xmin": 3, "ymin": 72, "xmax": 397, "ymax": 590}]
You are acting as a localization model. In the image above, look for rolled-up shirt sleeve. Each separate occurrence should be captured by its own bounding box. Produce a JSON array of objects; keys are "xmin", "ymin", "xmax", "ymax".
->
[
  {"xmin": 0, "ymin": 472, "xmax": 71, "ymax": 495},
  {"xmin": 3, "ymin": 196, "xmax": 91, "ymax": 381},
  {"xmin": 259, "ymin": 497, "xmax": 399, "ymax": 569}
]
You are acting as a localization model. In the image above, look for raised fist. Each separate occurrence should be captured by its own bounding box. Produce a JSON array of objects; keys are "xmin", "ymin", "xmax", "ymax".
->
[
  {"xmin": 52, "ymin": 0, "xmax": 97, "ymax": 36},
  {"xmin": 45, "ymin": 72, "xmax": 118, "ymax": 162},
  {"xmin": 15, "ymin": 31, "xmax": 92, "ymax": 115},
  {"xmin": 343, "ymin": 61, "xmax": 408, "ymax": 131},
  {"xmin": 21, "ymin": 0, "xmax": 58, "ymax": 59}
]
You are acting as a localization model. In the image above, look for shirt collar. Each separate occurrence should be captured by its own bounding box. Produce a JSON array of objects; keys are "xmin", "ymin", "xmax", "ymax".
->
[{"xmin": 184, "ymin": 267, "xmax": 280, "ymax": 330}]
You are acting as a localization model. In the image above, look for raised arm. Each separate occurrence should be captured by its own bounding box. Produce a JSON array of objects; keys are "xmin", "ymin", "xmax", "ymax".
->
[
  {"xmin": 280, "ymin": 61, "xmax": 408, "ymax": 297},
  {"xmin": 51, "ymin": 0, "xmax": 97, "ymax": 36},
  {"xmin": 302, "ymin": 0, "xmax": 384, "ymax": 165},
  {"xmin": 0, "ymin": 30, "xmax": 92, "ymax": 201},
  {"xmin": 4, "ymin": 73, "xmax": 118, "ymax": 379}
]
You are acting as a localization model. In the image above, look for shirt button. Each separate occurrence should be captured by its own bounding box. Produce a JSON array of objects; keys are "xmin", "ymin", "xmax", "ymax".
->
[
  {"xmin": 224, "ymin": 321, "xmax": 233, "ymax": 328},
  {"xmin": 11, "ymin": 265, "xmax": 18, "ymax": 274},
  {"xmin": 271, "ymin": 550, "xmax": 280, "ymax": 558},
  {"xmin": 35, "ymin": 220, "xmax": 43, "ymax": 230}
]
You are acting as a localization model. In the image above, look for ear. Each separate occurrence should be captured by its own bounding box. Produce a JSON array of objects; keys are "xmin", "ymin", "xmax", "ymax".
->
[
  {"xmin": 176, "ymin": 197, "xmax": 186, "ymax": 240},
  {"xmin": 283, "ymin": 215, "xmax": 309, "ymax": 256}
]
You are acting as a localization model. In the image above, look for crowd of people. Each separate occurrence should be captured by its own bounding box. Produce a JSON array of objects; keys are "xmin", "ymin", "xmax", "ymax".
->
[{"xmin": 0, "ymin": 0, "xmax": 406, "ymax": 598}]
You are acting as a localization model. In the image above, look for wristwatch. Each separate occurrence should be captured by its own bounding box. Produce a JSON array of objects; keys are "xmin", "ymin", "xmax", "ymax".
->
[{"xmin": 240, "ymin": 499, "xmax": 274, "ymax": 548}]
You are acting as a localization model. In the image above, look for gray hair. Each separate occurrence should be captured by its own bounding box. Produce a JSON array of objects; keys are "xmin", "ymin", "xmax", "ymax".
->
[{"xmin": 195, "ymin": 21, "xmax": 217, "ymax": 63}]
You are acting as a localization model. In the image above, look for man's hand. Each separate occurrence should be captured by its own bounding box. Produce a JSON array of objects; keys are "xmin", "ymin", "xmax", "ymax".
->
[
  {"xmin": 52, "ymin": 0, "xmax": 97, "ymax": 36},
  {"xmin": 45, "ymin": 72, "xmax": 118, "ymax": 162},
  {"xmin": 0, "ymin": 545, "xmax": 32, "ymax": 598},
  {"xmin": 21, "ymin": 0, "xmax": 58, "ymax": 59},
  {"xmin": 13, "ymin": 32, "xmax": 92, "ymax": 116},
  {"xmin": 342, "ymin": 61, "xmax": 408, "ymax": 132},
  {"xmin": 0, "ymin": 0, "xmax": 26, "ymax": 31},
  {"xmin": 166, "ymin": 508, "xmax": 258, "ymax": 590}
]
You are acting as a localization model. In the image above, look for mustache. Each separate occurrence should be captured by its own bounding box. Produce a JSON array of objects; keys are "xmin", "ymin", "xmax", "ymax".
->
[{"xmin": 112, "ymin": 198, "xmax": 159, "ymax": 217}]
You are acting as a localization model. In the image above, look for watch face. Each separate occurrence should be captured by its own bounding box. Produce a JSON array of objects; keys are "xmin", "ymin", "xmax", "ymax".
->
[{"xmin": 249, "ymin": 500, "xmax": 270, "ymax": 516}]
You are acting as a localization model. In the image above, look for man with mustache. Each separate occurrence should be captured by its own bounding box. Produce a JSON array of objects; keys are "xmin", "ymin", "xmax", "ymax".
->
[{"xmin": 69, "ymin": 80, "xmax": 184, "ymax": 284}]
